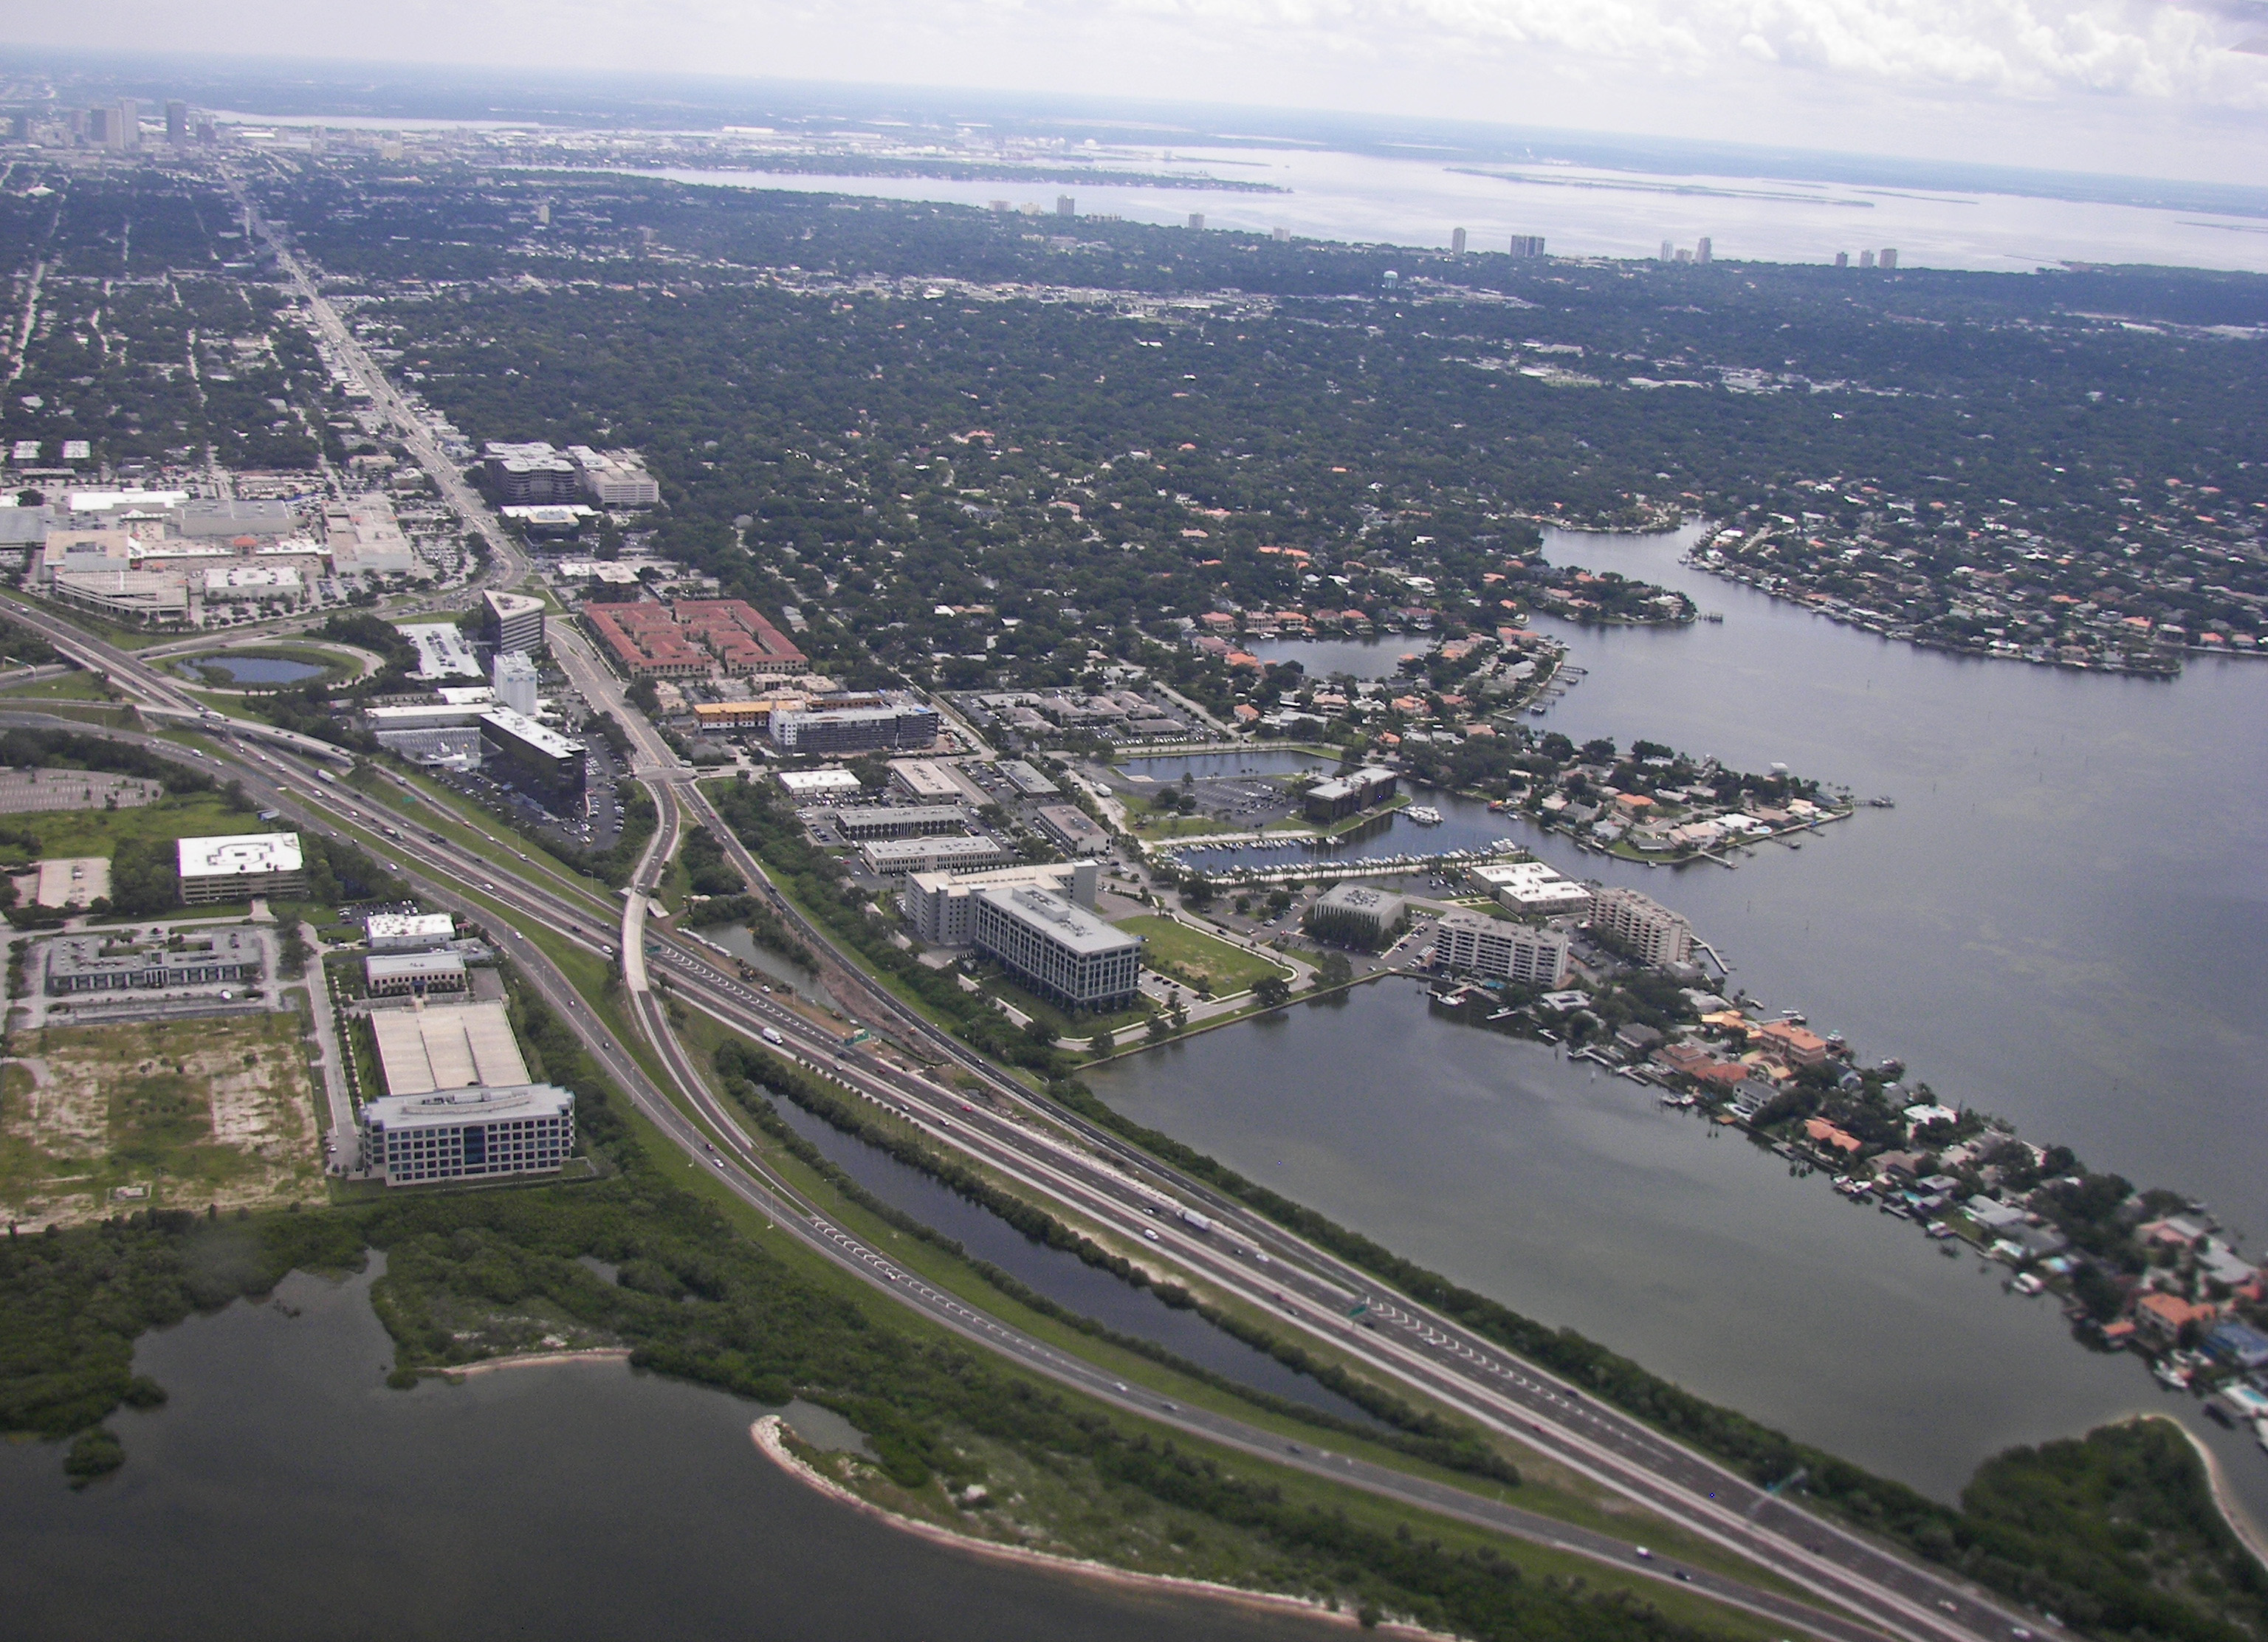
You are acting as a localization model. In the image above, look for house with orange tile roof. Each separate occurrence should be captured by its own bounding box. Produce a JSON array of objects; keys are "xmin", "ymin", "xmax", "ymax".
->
[{"xmin": 2133, "ymin": 1291, "xmax": 2218, "ymax": 1346}]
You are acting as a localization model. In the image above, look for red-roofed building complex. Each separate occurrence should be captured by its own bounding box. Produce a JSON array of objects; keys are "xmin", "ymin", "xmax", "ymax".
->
[{"xmin": 585, "ymin": 599, "xmax": 806, "ymax": 680}]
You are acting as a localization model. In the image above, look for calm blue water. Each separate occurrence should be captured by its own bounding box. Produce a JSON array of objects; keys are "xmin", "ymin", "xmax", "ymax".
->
[{"xmin": 189, "ymin": 655, "xmax": 327, "ymax": 686}]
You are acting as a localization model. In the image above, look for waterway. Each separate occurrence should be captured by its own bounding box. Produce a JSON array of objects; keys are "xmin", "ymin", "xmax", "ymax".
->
[
  {"xmin": 1093, "ymin": 521, "xmax": 2268, "ymax": 1514},
  {"xmin": 0, "ymin": 1260, "xmax": 1334, "ymax": 1641},
  {"xmin": 766, "ymin": 1099, "xmax": 1383, "ymax": 1426}
]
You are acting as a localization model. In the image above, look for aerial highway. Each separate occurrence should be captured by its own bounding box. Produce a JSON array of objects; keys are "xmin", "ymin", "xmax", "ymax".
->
[{"xmin": 0, "ymin": 580, "xmax": 2039, "ymax": 1642}]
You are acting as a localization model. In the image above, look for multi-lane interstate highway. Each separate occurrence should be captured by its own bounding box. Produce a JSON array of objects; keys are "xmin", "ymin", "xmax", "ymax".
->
[{"xmin": 0, "ymin": 577, "xmax": 2052, "ymax": 1642}]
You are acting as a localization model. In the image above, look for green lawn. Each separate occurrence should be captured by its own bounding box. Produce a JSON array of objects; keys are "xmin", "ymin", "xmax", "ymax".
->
[
  {"xmin": 0, "ymin": 670, "xmax": 119, "ymax": 703},
  {"xmin": 1115, "ymin": 914, "xmax": 1288, "ymax": 995},
  {"xmin": 0, "ymin": 794, "xmax": 266, "ymax": 868}
]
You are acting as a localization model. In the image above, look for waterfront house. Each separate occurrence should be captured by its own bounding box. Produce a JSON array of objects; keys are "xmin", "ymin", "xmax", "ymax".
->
[
  {"xmin": 1755, "ymin": 1019, "xmax": 1832, "ymax": 1068},
  {"xmin": 2203, "ymin": 1320, "xmax": 2268, "ymax": 1370},
  {"xmin": 2134, "ymin": 1291, "xmax": 2219, "ymax": 1347},
  {"xmin": 1965, "ymin": 1195, "xmax": 2027, "ymax": 1233},
  {"xmin": 1802, "ymin": 1117, "xmax": 1863, "ymax": 1158}
]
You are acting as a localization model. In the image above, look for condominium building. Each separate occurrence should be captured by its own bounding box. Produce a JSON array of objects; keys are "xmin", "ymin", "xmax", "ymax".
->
[
  {"xmin": 903, "ymin": 861, "xmax": 1097, "ymax": 947},
  {"xmin": 1467, "ymin": 860, "xmax": 1592, "ymax": 917},
  {"xmin": 1587, "ymin": 886, "xmax": 1694, "ymax": 966},
  {"xmin": 362, "ymin": 1083, "xmax": 574, "ymax": 1186},
  {"xmin": 176, "ymin": 833, "xmax": 306, "ymax": 904},
  {"xmin": 1302, "ymin": 766, "xmax": 1398, "ymax": 823},
  {"xmin": 972, "ymin": 885, "xmax": 1142, "ymax": 1011},
  {"xmin": 1432, "ymin": 911, "xmax": 1570, "ymax": 986}
]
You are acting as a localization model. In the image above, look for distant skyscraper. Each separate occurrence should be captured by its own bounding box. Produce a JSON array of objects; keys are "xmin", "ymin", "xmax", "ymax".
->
[
  {"xmin": 1674, "ymin": 249, "xmax": 1692, "ymax": 264},
  {"xmin": 1879, "ymin": 247, "xmax": 1898, "ymax": 269},
  {"xmin": 1695, "ymin": 236, "xmax": 1712, "ymax": 264},
  {"xmin": 989, "ymin": 199, "xmax": 1010, "ymax": 213},
  {"xmin": 1451, "ymin": 227, "xmax": 1467, "ymax": 254},
  {"xmin": 165, "ymin": 100, "xmax": 188, "ymax": 143},
  {"xmin": 1272, "ymin": 226, "xmax": 1289, "ymax": 241},
  {"xmin": 1860, "ymin": 249, "xmax": 1876, "ymax": 269},
  {"xmin": 86, "ymin": 106, "xmax": 110, "ymax": 145},
  {"xmin": 1660, "ymin": 239, "xmax": 1674, "ymax": 261},
  {"xmin": 196, "ymin": 119, "xmax": 216, "ymax": 145},
  {"xmin": 1835, "ymin": 251, "xmax": 1850, "ymax": 269},
  {"xmin": 1508, "ymin": 235, "xmax": 1544, "ymax": 258},
  {"xmin": 1056, "ymin": 194, "xmax": 1074, "ymax": 218},
  {"xmin": 114, "ymin": 97, "xmax": 139, "ymax": 151},
  {"xmin": 1187, "ymin": 211, "xmax": 1204, "ymax": 230}
]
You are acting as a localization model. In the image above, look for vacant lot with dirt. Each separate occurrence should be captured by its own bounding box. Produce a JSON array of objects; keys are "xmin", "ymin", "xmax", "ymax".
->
[{"xmin": 0, "ymin": 1012, "xmax": 323, "ymax": 1227}]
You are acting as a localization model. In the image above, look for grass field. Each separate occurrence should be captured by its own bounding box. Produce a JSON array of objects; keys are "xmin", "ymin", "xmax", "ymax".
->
[
  {"xmin": 0, "ymin": 670, "xmax": 119, "ymax": 704},
  {"xmin": 0, "ymin": 794, "xmax": 266, "ymax": 869},
  {"xmin": 0, "ymin": 1012, "xmax": 325, "ymax": 1226},
  {"xmin": 1116, "ymin": 915, "xmax": 1287, "ymax": 997}
]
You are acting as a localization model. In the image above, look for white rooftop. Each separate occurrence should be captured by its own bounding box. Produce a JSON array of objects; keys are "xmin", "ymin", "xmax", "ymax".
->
[
  {"xmin": 777, "ymin": 768, "xmax": 864, "ymax": 794},
  {"xmin": 362, "ymin": 1082, "xmax": 571, "ymax": 1130},
  {"xmin": 176, "ymin": 831, "xmax": 303, "ymax": 879},
  {"xmin": 481, "ymin": 706, "xmax": 583, "ymax": 758},
  {"xmin": 367, "ymin": 913, "xmax": 456, "ymax": 944}
]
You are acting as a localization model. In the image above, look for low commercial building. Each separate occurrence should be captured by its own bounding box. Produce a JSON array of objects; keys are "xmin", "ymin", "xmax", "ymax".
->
[
  {"xmin": 861, "ymin": 834, "xmax": 1011, "ymax": 877},
  {"xmin": 903, "ymin": 860, "xmax": 1098, "ymax": 946},
  {"xmin": 365, "ymin": 950, "xmax": 468, "ymax": 997},
  {"xmin": 1433, "ymin": 911, "xmax": 1571, "ymax": 986},
  {"xmin": 770, "ymin": 699, "xmax": 941, "ymax": 756},
  {"xmin": 825, "ymin": 805, "xmax": 971, "ymax": 842},
  {"xmin": 52, "ymin": 568, "xmax": 188, "ymax": 621},
  {"xmin": 1305, "ymin": 882, "xmax": 1406, "ymax": 949},
  {"xmin": 997, "ymin": 759, "xmax": 1059, "ymax": 797},
  {"xmin": 972, "ymin": 884, "xmax": 1143, "ymax": 1011},
  {"xmin": 1034, "ymin": 803, "xmax": 1111, "ymax": 856},
  {"xmin": 362, "ymin": 1083, "xmax": 574, "ymax": 1186},
  {"xmin": 177, "ymin": 832, "xmax": 305, "ymax": 904},
  {"xmin": 1302, "ymin": 766, "xmax": 1398, "ymax": 823},
  {"xmin": 774, "ymin": 767, "xmax": 864, "ymax": 799},
  {"xmin": 890, "ymin": 759, "xmax": 964, "ymax": 802},
  {"xmin": 566, "ymin": 445, "xmax": 662, "ymax": 508},
  {"xmin": 204, "ymin": 564, "xmax": 304, "ymax": 602},
  {"xmin": 1588, "ymin": 887, "xmax": 1694, "ymax": 966},
  {"xmin": 695, "ymin": 697, "xmax": 804, "ymax": 734},
  {"xmin": 1468, "ymin": 860, "xmax": 1593, "ymax": 917},
  {"xmin": 365, "ymin": 912, "xmax": 456, "ymax": 952},
  {"xmin": 482, "ymin": 590, "xmax": 546, "ymax": 654},
  {"xmin": 480, "ymin": 708, "xmax": 586, "ymax": 802},
  {"xmin": 43, "ymin": 928, "xmax": 264, "ymax": 995}
]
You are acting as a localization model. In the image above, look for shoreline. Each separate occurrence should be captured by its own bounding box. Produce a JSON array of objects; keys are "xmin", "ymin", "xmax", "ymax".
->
[
  {"xmin": 2157, "ymin": 1416, "xmax": 2268, "ymax": 1574},
  {"xmin": 745, "ymin": 1415, "xmax": 1449, "ymax": 1638},
  {"xmin": 433, "ymin": 1347, "xmax": 633, "ymax": 1379}
]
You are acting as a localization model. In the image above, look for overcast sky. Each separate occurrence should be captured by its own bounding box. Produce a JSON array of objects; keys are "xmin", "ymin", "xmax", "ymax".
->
[{"xmin": 11, "ymin": 0, "xmax": 2268, "ymax": 184}]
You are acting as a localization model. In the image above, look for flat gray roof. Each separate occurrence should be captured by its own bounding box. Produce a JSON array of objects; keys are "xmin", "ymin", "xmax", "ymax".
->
[
  {"xmin": 363, "ymin": 1082, "xmax": 572, "ymax": 1130},
  {"xmin": 371, "ymin": 1000, "xmax": 531, "ymax": 1097},
  {"xmin": 977, "ymin": 885, "xmax": 1141, "ymax": 956}
]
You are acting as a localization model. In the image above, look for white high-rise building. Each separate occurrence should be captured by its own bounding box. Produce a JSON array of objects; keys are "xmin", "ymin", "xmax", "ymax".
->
[
  {"xmin": 1696, "ymin": 237, "xmax": 1712, "ymax": 264},
  {"xmin": 1432, "ymin": 912, "xmax": 1570, "ymax": 986},
  {"xmin": 1588, "ymin": 887, "xmax": 1694, "ymax": 966},
  {"xmin": 1451, "ymin": 227, "xmax": 1467, "ymax": 254},
  {"xmin": 492, "ymin": 650, "xmax": 539, "ymax": 716},
  {"xmin": 1660, "ymin": 239, "xmax": 1674, "ymax": 261}
]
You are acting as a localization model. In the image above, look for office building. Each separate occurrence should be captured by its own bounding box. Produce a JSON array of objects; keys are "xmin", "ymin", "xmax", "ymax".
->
[
  {"xmin": 176, "ymin": 832, "xmax": 306, "ymax": 904},
  {"xmin": 972, "ymin": 884, "xmax": 1141, "ymax": 1011},
  {"xmin": 42, "ymin": 928, "xmax": 264, "ymax": 995},
  {"xmin": 362, "ymin": 1083, "xmax": 574, "ymax": 1186},
  {"xmin": 1450, "ymin": 227, "xmax": 1467, "ymax": 253},
  {"xmin": 770, "ymin": 699, "xmax": 940, "ymax": 756},
  {"xmin": 827, "ymin": 805, "xmax": 970, "ymax": 841},
  {"xmin": 890, "ymin": 759, "xmax": 963, "ymax": 801},
  {"xmin": 365, "ymin": 950, "xmax": 468, "ymax": 997},
  {"xmin": 165, "ymin": 100, "xmax": 188, "ymax": 143},
  {"xmin": 1860, "ymin": 250, "xmax": 1876, "ymax": 269},
  {"xmin": 1433, "ymin": 911, "xmax": 1570, "ymax": 986},
  {"xmin": 480, "ymin": 708, "xmax": 586, "ymax": 802},
  {"xmin": 1302, "ymin": 766, "xmax": 1398, "ymax": 822},
  {"xmin": 1467, "ymin": 860, "xmax": 1592, "ymax": 917},
  {"xmin": 998, "ymin": 760, "xmax": 1059, "ymax": 797},
  {"xmin": 367, "ymin": 912, "xmax": 456, "ymax": 952},
  {"xmin": 1508, "ymin": 235, "xmax": 1544, "ymax": 258},
  {"xmin": 903, "ymin": 860, "xmax": 1096, "ymax": 947},
  {"xmin": 566, "ymin": 445, "xmax": 662, "ymax": 507},
  {"xmin": 204, "ymin": 565, "xmax": 303, "ymax": 602},
  {"xmin": 1696, "ymin": 237, "xmax": 1712, "ymax": 264},
  {"xmin": 861, "ymin": 834, "xmax": 1010, "ymax": 877},
  {"xmin": 1660, "ymin": 239, "xmax": 1674, "ymax": 261},
  {"xmin": 483, "ymin": 441, "xmax": 583, "ymax": 505},
  {"xmin": 492, "ymin": 650, "xmax": 540, "ymax": 715},
  {"xmin": 1035, "ymin": 803, "xmax": 1110, "ymax": 856},
  {"xmin": 482, "ymin": 589, "xmax": 546, "ymax": 653},
  {"xmin": 1879, "ymin": 247, "xmax": 1898, "ymax": 269},
  {"xmin": 1588, "ymin": 886, "xmax": 1694, "ymax": 966},
  {"xmin": 1056, "ymin": 195, "xmax": 1075, "ymax": 218},
  {"xmin": 400, "ymin": 622, "xmax": 483, "ymax": 681},
  {"xmin": 1305, "ymin": 882, "xmax": 1405, "ymax": 949},
  {"xmin": 1188, "ymin": 212, "xmax": 1205, "ymax": 231},
  {"xmin": 1835, "ymin": 251, "xmax": 1849, "ymax": 268}
]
